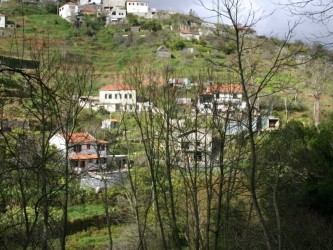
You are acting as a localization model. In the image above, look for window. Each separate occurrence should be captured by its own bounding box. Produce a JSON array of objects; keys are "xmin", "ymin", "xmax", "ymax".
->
[
  {"xmin": 194, "ymin": 151, "xmax": 202, "ymax": 161},
  {"xmin": 87, "ymin": 144, "xmax": 91, "ymax": 149},
  {"xmin": 181, "ymin": 142, "xmax": 190, "ymax": 150},
  {"xmin": 119, "ymin": 94, "xmax": 122, "ymax": 99},
  {"xmin": 129, "ymin": 104, "xmax": 132, "ymax": 110},
  {"xmin": 109, "ymin": 94, "xmax": 112, "ymax": 99},
  {"xmin": 74, "ymin": 145, "xmax": 82, "ymax": 152},
  {"xmin": 125, "ymin": 94, "xmax": 127, "ymax": 99},
  {"xmin": 196, "ymin": 141, "xmax": 201, "ymax": 147},
  {"xmin": 115, "ymin": 94, "xmax": 117, "ymax": 99},
  {"xmin": 96, "ymin": 158, "xmax": 106, "ymax": 164},
  {"xmin": 105, "ymin": 94, "xmax": 107, "ymax": 99},
  {"xmin": 97, "ymin": 145, "xmax": 106, "ymax": 151},
  {"xmin": 129, "ymin": 94, "xmax": 132, "ymax": 99}
]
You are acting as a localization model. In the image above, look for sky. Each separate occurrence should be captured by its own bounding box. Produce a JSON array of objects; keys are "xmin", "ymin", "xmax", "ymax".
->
[{"xmin": 149, "ymin": 0, "xmax": 333, "ymax": 44}]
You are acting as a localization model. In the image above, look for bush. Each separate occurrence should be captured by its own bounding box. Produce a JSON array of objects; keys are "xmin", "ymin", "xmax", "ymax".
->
[
  {"xmin": 171, "ymin": 40, "xmax": 186, "ymax": 50},
  {"xmin": 141, "ymin": 20, "xmax": 162, "ymax": 32}
]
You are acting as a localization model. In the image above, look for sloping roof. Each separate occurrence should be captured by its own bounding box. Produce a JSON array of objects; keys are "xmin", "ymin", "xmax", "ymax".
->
[
  {"xmin": 70, "ymin": 154, "xmax": 106, "ymax": 160},
  {"xmin": 156, "ymin": 45, "xmax": 170, "ymax": 52},
  {"xmin": 80, "ymin": 5, "xmax": 99, "ymax": 14},
  {"xmin": 0, "ymin": 13, "xmax": 5, "ymax": 17},
  {"xmin": 179, "ymin": 29, "xmax": 193, "ymax": 34},
  {"xmin": 61, "ymin": 2, "xmax": 78, "ymax": 8},
  {"xmin": 236, "ymin": 25, "xmax": 256, "ymax": 33},
  {"xmin": 104, "ymin": 118, "xmax": 118, "ymax": 122},
  {"xmin": 99, "ymin": 84, "xmax": 135, "ymax": 91},
  {"xmin": 207, "ymin": 84, "xmax": 243, "ymax": 94},
  {"xmin": 62, "ymin": 132, "xmax": 108, "ymax": 144}
]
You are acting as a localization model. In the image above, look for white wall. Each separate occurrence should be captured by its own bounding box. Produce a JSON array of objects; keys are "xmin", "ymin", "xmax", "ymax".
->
[
  {"xmin": 59, "ymin": 3, "xmax": 78, "ymax": 22},
  {"xmin": 126, "ymin": 1, "xmax": 149, "ymax": 14},
  {"xmin": 99, "ymin": 89, "xmax": 136, "ymax": 112},
  {"xmin": 0, "ymin": 15, "xmax": 6, "ymax": 28}
]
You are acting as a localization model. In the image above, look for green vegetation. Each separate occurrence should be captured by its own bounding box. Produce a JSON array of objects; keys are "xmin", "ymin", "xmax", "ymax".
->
[{"xmin": 1, "ymin": 1, "xmax": 333, "ymax": 249}]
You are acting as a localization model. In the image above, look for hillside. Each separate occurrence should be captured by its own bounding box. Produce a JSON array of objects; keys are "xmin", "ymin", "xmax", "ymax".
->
[
  {"xmin": 0, "ymin": 7, "xmax": 332, "ymax": 122},
  {"xmin": 1, "ymin": 2, "xmax": 333, "ymax": 250}
]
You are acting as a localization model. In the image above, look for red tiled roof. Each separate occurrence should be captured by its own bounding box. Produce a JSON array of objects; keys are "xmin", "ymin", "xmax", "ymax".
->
[
  {"xmin": 62, "ymin": 132, "xmax": 108, "ymax": 144},
  {"xmin": 70, "ymin": 154, "xmax": 106, "ymax": 160},
  {"xmin": 105, "ymin": 118, "xmax": 118, "ymax": 122},
  {"xmin": 236, "ymin": 25, "xmax": 255, "ymax": 33},
  {"xmin": 100, "ymin": 84, "xmax": 135, "ymax": 91},
  {"xmin": 61, "ymin": 2, "xmax": 77, "ymax": 7},
  {"xmin": 179, "ymin": 29, "xmax": 193, "ymax": 34},
  {"xmin": 207, "ymin": 84, "xmax": 243, "ymax": 94}
]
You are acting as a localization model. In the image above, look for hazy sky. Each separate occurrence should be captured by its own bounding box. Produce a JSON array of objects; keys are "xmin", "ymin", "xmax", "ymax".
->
[{"xmin": 149, "ymin": 0, "xmax": 332, "ymax": 43}]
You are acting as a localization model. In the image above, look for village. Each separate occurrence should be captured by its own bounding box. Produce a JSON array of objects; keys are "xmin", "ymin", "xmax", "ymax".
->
[{"xmin": 1, "ymin": 0, "xmax": 333, "ymax": 249}]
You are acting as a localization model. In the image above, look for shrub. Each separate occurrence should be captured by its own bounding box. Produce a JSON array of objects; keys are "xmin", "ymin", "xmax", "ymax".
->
[{"xmin": 171, "ymin": 40, "xmax": 186, "ymax": 50}]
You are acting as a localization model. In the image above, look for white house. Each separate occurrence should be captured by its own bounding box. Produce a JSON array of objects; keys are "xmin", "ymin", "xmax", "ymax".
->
[
  {"xmin": 0, "ymin": 13, "xmax": 6, "ymax": 28},
  {"xmin": 106, "ymin": 6, "xmax": 127, "ymax": 24},
  {"xmin": 59, "ymin": 2, "xmax": 78, "ymax": 22},
  {"xmin": 50, "ymin": 132, "xmax": 108, "ymax": 173},
  {"xmin": 104, "ymin": 0, "xmax": 126, "ymax": 10},
  {"xmin": 99, "ymin": 83, "xmax": 136, "ymax": 112},
  {"xmin": 126, "ymin": 0, "xmax": 149, "ymax": 16},
  {"xmin": 197, "ymin": 83, "xmax": 246, "ymax": 113},
  {"xmin": 176, "ymin": 128, "xmax": 213, "ymax": 168},
  {"xmin": 179, "ymin": 29, "xmax": 201, "ymax": 41},
  {"xmin": 101, "ymin": 118, "xmax": 119, "ymax": 129}
]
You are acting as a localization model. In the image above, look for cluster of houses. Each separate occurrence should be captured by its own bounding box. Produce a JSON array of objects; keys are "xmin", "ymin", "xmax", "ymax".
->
[
  {"xmin": 0, "ymin": 80, "xmax": 278, "ymax": 191},
  {"xmin": 59, "ymin": 0, "xmax": 156, "ymax": 25}
]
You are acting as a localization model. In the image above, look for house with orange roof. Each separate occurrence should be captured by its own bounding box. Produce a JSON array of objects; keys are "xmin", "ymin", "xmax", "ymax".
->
[
  {"xmin": 179, "ymin": 29, "xmax": 200, "ymax": 41},
  {"xmin": 59, "ymin": 2, "xmax": 78, "ymax": 22},
  {"xmin": 0, "ymin": 13, "xmax": 6, "ymax": 28},
  {"xmin": 50, "ymin": 132, "xmax": 108, "ymax": 173},
  {"xmin": 99, "ymin": 83, "xmax": 136, "ymax": 112},
  {"xmin": 197, "ymin": 83, "xmax": 246, "ymax": 113}
]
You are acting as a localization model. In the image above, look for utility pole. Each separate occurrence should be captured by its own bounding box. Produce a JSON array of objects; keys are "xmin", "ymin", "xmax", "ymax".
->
[{"xmin": 217, "ymin": 0, "xmax": 220, "ymax": 24}]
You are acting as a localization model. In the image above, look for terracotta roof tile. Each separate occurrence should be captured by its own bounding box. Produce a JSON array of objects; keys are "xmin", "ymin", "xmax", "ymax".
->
[
  {"xmin": 207, "ymin": 84, "xmax": 243, "ymax": 94},
  {"xmin": 100, "ymin": 84, "xmax": 135, "ymax": 91},
  {"xmin": 70, "ymin": 154, "xmax": 106, "ymax": 160},
  {"xmin": 62, "ymin": 132, "xmax": 108, "ymax": 144}
]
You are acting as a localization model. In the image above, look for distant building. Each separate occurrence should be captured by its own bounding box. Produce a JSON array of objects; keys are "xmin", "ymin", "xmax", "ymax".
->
[
  {"xmin": 59, "ymin": 2, "xmax": 78, "ymax": 22},
  {"xmin": 197, "ymin": 83, "xmax": 246, "ymax": 113},
  {"xmin": 260, "ymin": 116, "xmax": 280, "ymax": 131},
  {"xmin": 103, "ymin": 0, "xmax": 126, "ymax": 10},
  {"xmin": 50, "ymin": 132, "xmax": 108, "ymax": 173},
  {"xmin": 169, "ymin": 78, "xmax": 191, "ymax": 88},
  {"xmin": 99, "ymin": 84, "xmax": 136, "ymax": 112},
  {"xmin": 79, "ymin": 0, "xmax": 102, "ymax": 6},
  {"xmin": 130, "ymin": 25, "xmax": 141, "ymax": 32},
  {"xmin": 0, "ymin": 120, "xmax": 30, "ymax": 132},
  {"xmin": 156, "ymin": 45, "xmax": 171, "ymax": 59},
  {"xmin": 0, "ymin": 13, "xmax": 6, "ymax": 28},
  {"xmin": 105, "ymin": 6, "xmax": 127, "ymax": 24},
  {"xmin": 179, "ymin": 29, "xmax": 200, "ymax": 41},
  {"xmin": 101, "ymin": 118, "xmax": 119, "ymax": 129},
  {"xmin": 126, "ymin": 0, "xmax": 149, "ymax": 17}
]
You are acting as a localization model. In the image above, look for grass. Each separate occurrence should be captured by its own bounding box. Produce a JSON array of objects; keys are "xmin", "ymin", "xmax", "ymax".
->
[
  {"xmin": 67, "ymin": 204, "xmax": 105, "ymax": 221},
  {"xmin": 66, "ymin": 225, "xmax": 127, "ymax": 250}
]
